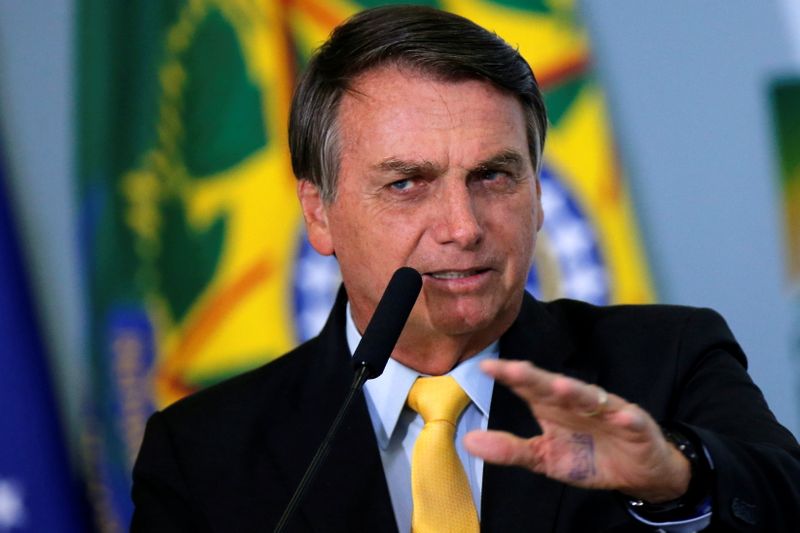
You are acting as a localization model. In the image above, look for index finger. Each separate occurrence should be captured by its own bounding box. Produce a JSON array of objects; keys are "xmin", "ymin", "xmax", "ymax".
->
[
  {"xmin": 481, "ymin": 359, "xmax": 612, "ymax": 416},
  {"xmin": 479, "ymin": 359, "xmax": 557, "ymax": 400}
]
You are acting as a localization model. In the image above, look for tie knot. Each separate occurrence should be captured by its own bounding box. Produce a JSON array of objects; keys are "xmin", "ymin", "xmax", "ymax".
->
[{"xmin": 407, "ymin": 375, "xmax": 470, "ymax": 425}]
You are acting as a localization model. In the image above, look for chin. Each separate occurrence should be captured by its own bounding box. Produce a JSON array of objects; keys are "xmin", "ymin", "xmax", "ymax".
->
[
  {"xmin": 416, "ymin": 290, "xmax": 519, "ymax": 335},
  {"xmin": 427, "ymin": 309, "xmax": 499, "ymax": 337}
]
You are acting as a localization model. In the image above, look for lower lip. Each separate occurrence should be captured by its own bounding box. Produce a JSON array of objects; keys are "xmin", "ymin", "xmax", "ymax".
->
[{"xmin": 423, "ymin": 270, "xmax": 492, "ymax": 292}]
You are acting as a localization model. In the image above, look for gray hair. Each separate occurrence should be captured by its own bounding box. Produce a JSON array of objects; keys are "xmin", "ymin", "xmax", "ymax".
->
[{"xmin": 288, "ymin": 5, "xmax": 547, "ymax": 203}]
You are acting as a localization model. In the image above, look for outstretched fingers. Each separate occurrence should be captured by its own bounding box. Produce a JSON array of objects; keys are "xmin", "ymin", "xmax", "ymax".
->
[
  {"xmin": 480, "ymin": 359, "xmax": 612, "ymax": 417},
  {"xmin": 479, "ymin": 359, "xmax": 650, "ymax": 436},
  {"xmin": 473, "ymin": 359, "xmax": 681, "ymax": 493}
]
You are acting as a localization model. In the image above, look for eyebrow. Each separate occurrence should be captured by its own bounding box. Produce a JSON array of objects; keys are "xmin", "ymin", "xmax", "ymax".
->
[
  {"xmin": 374, "ymin": 149, "xmax": 526, "ymax": 177},
  {"xmin": 374, "ymin": 158, "xmax": 442, "ymax": 177},
  {"xmin": 471, "ymin": 149, "xmax": 525, "ymax": 173}
]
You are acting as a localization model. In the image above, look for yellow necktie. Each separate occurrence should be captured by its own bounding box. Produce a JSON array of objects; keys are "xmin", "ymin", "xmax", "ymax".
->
[{"xmin": 407, "ymin": 376, "xmax": 480, "ymax": 533}]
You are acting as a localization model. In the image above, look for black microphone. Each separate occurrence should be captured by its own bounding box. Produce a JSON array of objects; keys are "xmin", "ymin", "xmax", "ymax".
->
[
  {"xmin": 352, "ymin": 266, "xmax": 423, "ymax": 378},
  {"xmin": 274, "ymin": 267, "xmax": 422, "ymax": 533}
]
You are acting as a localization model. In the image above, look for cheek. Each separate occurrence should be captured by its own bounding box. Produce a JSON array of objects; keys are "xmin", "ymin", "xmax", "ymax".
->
[
  {"xmin": 368, "ymin": 205, "xmax": 430, "ymax": 253},
  {"xmin": 329, "ymin": 204, "xmax": 422, "ymax": 271},
  {"xmin": 495, "ymin": 202, "xmax": 537, "ymax": 270}
]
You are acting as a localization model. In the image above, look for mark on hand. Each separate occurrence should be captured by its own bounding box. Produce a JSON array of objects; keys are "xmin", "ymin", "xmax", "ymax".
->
[{"xmin": 568, "ymin": 433, "xmax": 596, "ymax": 481}]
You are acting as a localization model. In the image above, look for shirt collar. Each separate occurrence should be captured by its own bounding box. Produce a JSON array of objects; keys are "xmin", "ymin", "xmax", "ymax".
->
[{"xmin": 345, "ymin": 303, "xmax": 498, "ymax": 448}]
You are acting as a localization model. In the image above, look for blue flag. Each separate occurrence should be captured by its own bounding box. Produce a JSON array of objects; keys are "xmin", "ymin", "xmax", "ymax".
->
[{"xmin": 0, "ymin": 148, "xmax": 90, "ymax": 531}]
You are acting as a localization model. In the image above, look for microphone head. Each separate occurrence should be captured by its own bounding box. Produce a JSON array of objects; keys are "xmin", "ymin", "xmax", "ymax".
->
[{"xmin": 352, "ymin": 267, "xmax": 423, "ymax": 379}]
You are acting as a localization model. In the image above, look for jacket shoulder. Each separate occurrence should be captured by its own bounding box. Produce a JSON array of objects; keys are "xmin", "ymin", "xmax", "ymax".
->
[
  {"xmin": 535, "ymin": 297, "xmax": 748, "ymax": 374},
  {"xmin": 158, "ymin": 335, "xmax": 323, "ymax": 428},
  {"xmin": 542, "ymin": 297, "xmax": 719, "ymax": 326},
  {"xmin": 543, "ymin": 299, "xmax": 742, "ymax": 354}
]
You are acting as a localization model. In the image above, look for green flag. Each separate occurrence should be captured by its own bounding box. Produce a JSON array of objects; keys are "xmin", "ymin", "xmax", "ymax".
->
[{"xmin": 78, "ymin": 1, "xmax": 297, "ymax": 527}]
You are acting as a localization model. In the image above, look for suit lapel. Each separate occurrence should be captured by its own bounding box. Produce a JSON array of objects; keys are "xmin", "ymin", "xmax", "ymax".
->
[
  {"xmin": 261, "ymin": 289, "xmax": 397, "ymax": 532},
  {"xmin": 481, "ymin": 294, "xmax": 579, "ymax": 533}
]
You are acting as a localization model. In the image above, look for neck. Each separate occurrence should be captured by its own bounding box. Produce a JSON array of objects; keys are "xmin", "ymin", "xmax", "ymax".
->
[
  {"xmin": 386, "ymin": 315, "xmax": 514, "ymax": 376},
  {"xmin": 347, "ymin": 293, "xmax": 521, "ymax": 376}
]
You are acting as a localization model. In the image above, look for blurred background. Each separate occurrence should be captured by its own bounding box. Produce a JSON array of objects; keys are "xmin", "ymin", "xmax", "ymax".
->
[{"xmin": 1, "ymin": 0, "xmax": 799, "ymax": 531}]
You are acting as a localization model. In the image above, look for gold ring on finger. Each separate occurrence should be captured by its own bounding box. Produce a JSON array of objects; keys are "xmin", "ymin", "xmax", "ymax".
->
[{"xmin": 581, "ymin": 386, "xmax": 609, "ymax": 417}]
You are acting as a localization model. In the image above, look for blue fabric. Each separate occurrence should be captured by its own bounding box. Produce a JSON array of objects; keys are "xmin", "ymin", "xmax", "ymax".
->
[{"xmin": 0, "ymin": 151, "xmax": 90, "ymax": 532}]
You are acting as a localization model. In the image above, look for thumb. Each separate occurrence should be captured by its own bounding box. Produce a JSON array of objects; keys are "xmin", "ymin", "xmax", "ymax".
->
[{"xmin": 464, "ymin": 430, "xmax": 540, "ymax": 470}]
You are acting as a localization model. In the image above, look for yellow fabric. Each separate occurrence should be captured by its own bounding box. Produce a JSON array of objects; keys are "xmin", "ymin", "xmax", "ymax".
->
[{"xmin": 407, "ymin": 376, "xmax": 479, "ymax": 533}]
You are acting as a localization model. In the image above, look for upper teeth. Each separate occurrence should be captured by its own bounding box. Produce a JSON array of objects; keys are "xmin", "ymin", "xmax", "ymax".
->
[{"xmin": 430, "ymin": 271, "xmax": 477, "ymax": 279}]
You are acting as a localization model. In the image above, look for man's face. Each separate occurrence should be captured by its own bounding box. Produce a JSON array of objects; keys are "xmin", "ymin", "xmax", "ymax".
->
[{"xmin": 300, "ymin": 66, "xmax": 543, "ymax": 355}]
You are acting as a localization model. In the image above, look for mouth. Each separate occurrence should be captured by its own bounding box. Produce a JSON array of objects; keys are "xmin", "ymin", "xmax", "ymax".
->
[{"xmin": 424, "ymin": 268, "xmax": 491, "ymax": 280}]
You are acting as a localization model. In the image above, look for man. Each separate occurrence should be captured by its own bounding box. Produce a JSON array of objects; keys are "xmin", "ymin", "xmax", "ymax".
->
[{"xmin": 131, "ymin": 6, "xmax": 800, "ymax": 532}]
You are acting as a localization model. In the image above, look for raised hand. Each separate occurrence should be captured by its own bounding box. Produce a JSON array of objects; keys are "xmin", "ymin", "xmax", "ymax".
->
[{"xmin": 463, "ymin": 359, "xmax": 691, "ymax": 503}]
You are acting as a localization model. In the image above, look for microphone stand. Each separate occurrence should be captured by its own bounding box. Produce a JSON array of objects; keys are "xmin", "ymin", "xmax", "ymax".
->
[
  {"xmin": 273, "ymin": 266, "xmax": 421, "ymax": 532},
  {"xmin": 273, "ymin": 364, "xmax": 371, "ymax": 533}
]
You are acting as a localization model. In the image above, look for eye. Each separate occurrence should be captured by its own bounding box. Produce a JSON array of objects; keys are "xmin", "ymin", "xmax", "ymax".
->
[
  {"xmin": 389, "ymin": 178, "xmax": 415, "ymax": 191},
  {"xmin": 479, "ymin": 169, "xmax": 513, "ymax": 184}
]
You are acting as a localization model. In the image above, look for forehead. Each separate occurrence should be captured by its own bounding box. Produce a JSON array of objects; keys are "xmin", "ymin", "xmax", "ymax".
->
[{"xmin": 336, "ymin": 66, "xmax": 530, "ymax": 168}]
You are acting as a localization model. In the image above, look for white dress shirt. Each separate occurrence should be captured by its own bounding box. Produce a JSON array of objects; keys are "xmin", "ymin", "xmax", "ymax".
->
[
  {"xmin": 344, "ymin": 305, "xmax": 710, "ymax": 533},
  {"xmin": 345, "ymin": 304, "xmax": 496, "ymax": 533}
]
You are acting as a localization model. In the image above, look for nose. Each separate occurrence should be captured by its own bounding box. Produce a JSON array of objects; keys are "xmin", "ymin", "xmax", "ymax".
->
[{"xmin": 432, "ymin": 183, "xmax": 484, "ymax": 248}]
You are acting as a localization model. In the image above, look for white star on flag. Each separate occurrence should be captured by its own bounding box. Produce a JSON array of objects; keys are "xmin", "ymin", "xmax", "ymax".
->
[{"xmin": 0, "ymin": 478, "xmax": 26, "ymax": 530}]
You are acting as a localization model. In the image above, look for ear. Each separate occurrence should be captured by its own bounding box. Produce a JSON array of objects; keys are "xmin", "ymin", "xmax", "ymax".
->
[{"xmin": 297, "ymin": 179, "xmax": 335, "ymax": 256}]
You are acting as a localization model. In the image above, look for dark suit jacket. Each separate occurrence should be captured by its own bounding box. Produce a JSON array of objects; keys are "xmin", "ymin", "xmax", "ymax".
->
[{"xmin": 131, "ymin": 291, "xmax": 800, "ymax": 532}]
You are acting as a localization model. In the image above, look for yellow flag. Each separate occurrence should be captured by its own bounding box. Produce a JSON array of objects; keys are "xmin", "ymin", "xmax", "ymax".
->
[{"xmin": 148, "ymin": 0, "xmax": 654, "ymax": 403}]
